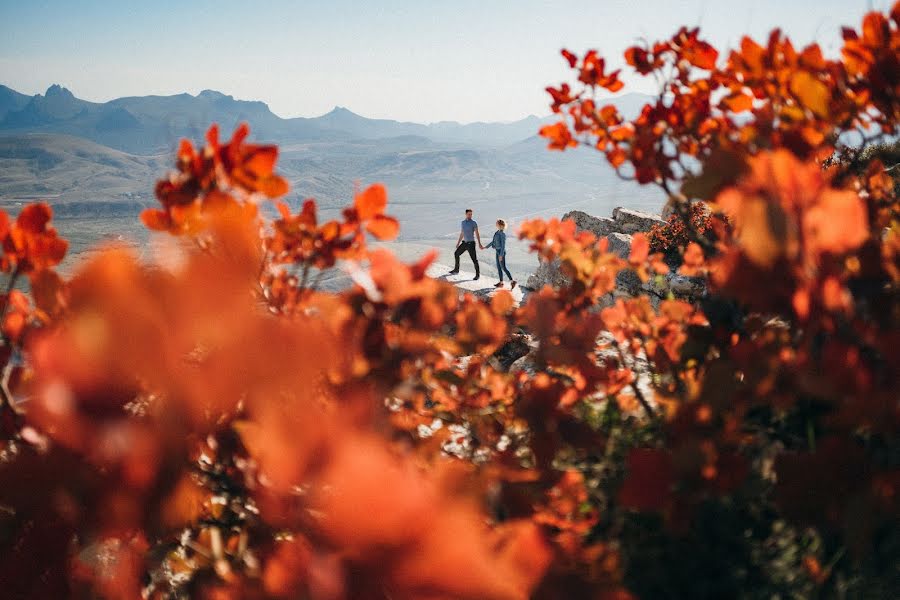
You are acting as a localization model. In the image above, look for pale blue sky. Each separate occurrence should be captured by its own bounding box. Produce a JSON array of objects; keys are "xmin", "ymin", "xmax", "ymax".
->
[{"xmin": 0, "ymin": 0, "xmax": 885, "ymax": 123}]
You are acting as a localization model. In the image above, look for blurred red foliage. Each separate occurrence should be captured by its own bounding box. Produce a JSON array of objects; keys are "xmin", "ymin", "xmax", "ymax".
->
[{"xmin": 0, "ymin": 3, "xmax": 897, "ymax": 599}]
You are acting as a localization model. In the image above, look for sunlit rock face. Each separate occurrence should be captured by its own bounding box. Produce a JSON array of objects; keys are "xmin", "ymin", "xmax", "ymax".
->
[{"xmin": 524, "ymin": 206, "xmax": 707, "ymax": 308}]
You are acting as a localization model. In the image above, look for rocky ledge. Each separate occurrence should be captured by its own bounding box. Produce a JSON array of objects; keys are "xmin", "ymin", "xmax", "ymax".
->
[{"xmin": 525, "ymin": 207, "xmax": 706, "ymax": 307}]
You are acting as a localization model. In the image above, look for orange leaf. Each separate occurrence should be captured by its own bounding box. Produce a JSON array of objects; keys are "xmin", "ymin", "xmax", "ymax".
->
[
  {"xmin": 365, "ymin": 215, "xmax": 399, "ymax": 240},
  {"xmin": 2, "ymin": 311, "xmax": 26, "ymax": 342},
  {"xmin": 609, "ymin": 125, "xmax": 635, "ymax": 141},
  {"xmin": 491, "ymin": 290, "xmax": 515, "ymax": 315},
  {"xmin": 605, "ymin": 78, "xmax": 624, "ymax": 93},
  {"xmin": 721, "ymin": 92, "xmax": 753, "ymax": 112},
  {"xmin": 30, "ymin": 269, "xmax": 64, "ymax": 316},
  {"xmin": 355, "ymin": 183, "xmax": 388, "ymax": 221},
  {"xmin": 629, "ymin": 233, "xmax": 650, "ymax": 263},
  {"xmin": 678, "ymin": 242, "xmax": 706, "ymax": 276},
  {"xmin": 258, "ymin": 174, "xmax": 289, "ymax": 198},
  {"xmin": 243, "ymin": 146, "xmax": 278, "ymax": 178},
  {"xmin": 804, "ymin": 189, "xmax": 868, "ymax": 255},
  {"xmin": 162, "ymin": 475, "xmax": 208, "ymax": 528},
  {"xmin": 789, "ymin": 71, "xmax": 830, "ymax": 118},
  {"xmin": 140, "ymin": 208, "xmax": 171, "ymax": 231},
  {"xmin": 539, "ymin": 122, "xmax": 576, "ymax": 150},
  {"xmin": 607, "ymin": 148, "xmax": 627, "ymax": 168}
]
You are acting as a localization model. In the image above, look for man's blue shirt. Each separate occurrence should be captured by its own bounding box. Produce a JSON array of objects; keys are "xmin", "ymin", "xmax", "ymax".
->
[{"xmin": 461, "ymin": 219, "xmax": 477, "ymax": 242}]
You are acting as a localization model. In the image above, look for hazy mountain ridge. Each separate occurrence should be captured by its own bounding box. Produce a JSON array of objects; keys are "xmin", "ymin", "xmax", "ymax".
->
[
  {"xmin": 0, "ymin": 85, "xmax": 665, "ymax": 279},
  {"xmin": 0, "ymin": 84, "xmax": 653, "ymax": 154},
  {"xmin": 0, "ymin": 85, "xmax": 36, "ymax": 121},
  {"xmin": 0, "ymin": 133, "xmax": 166, "ymax": 202}
]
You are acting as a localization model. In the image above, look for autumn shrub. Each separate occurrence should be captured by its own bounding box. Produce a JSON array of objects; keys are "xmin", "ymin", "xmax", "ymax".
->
[
  {"xmin": 0, "ymin": 4, "xmax": 898, "ymax": 600},
  {"xmin": 646, "ymin": 201, "xmax": 723, "ymax": 269}
]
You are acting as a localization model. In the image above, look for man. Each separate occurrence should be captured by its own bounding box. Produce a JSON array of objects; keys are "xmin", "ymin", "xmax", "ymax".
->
[{"xmin": 448, "ymin": 208, "xmax": 483, "ymax": 280}]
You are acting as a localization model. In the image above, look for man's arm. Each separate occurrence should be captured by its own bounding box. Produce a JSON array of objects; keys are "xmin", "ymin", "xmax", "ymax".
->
[
  {"xmin": 455, "ymin": 231, "xmax": 463, "ymax": 247},
  {"xmin": 475, "ymin": 226, "xmax": 483, "ymax": 249}
]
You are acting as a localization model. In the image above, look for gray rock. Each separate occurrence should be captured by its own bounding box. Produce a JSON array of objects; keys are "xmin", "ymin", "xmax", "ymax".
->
[
  {"xmin": 615, "ymin": 268, "xmax": 643, "ymax": 296},
  {"xmin": 562, "ymin": 210, "xmax": 620, "ymax": 237},
  {"xmin": 491, "ymin": 333, "xmax": 534, "ymax": 372},
  {"xmin": 660, "ymin": 200, "xmax": 677, "ymax": 221},
  {"xmin": 641, "ymin": 271, "xmax": 707, "ymax": 307},
  {"xmin": 525, "ymin": 257, "xmax": 570, "ymax": 290},
  {"xmin": 606, "ymin": 232, "xmax": 633, "ymax": 259},
  {"xmin": 612, "ymin": 207, "xmax": 666, "ymax": 234},
  {"xmin": 666, "ymin": 273, "xmax": 706, "ymax": 298},
  {"xmin": 509, "ymin": 350, "xmax": 540, "ymax": 377}
]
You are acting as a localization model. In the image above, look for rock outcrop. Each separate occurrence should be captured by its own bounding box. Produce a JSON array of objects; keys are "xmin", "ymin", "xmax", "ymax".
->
[
  {"xmin": 525, "ymin": 205, "xmax": 706, "ymax": 307},
  {"xmin": 606, "ymin": 232, "xmax": 634, "ymax": 259},
  {"xmin": 611, "ymin": 207, "xmax": 666, "ymax": 234},
  {"xmin": 563, "ymin": 211, "xmax": 619, "ymax": 238}
]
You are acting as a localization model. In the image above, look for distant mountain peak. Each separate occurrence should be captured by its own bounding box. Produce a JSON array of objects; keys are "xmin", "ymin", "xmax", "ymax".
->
[
  {"xmin": 326, "ymin": 106, "xmax": 358, "ymax": 117},
  {"xmin": 45, "ymin": 84, "xmax": 75, "ymax": 100},
  {"xmin": 197, "ymin": 89, "xmax": 231, "ymax": 100}
]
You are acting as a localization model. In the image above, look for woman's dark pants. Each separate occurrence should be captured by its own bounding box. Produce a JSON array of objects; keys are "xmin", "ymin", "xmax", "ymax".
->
[{"xmin": 495, "ymin": 253, "xmax": 512, "ymax": 281}]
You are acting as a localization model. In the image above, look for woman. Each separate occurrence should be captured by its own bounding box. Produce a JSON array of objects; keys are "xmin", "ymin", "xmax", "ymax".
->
[{"xmin": 485, "ymin": 219, "xmax": 515, "ymax": 289}]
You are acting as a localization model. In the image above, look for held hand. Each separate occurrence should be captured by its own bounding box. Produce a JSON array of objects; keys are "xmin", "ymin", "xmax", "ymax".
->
[{"xmin": 499, "ymin": 255, "xmax": 504, "ymax": 262}]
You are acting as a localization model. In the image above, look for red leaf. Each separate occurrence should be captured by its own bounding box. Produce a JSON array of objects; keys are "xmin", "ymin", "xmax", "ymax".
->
[
  {"xmin": 618, "ymin": 448, "xmax": 673, "ymax": 511},
  {"xmin": 0, "ymin": 211, "xmax": 10, "ymax": 240},
  {"xmin": 16, "ymin": 203, "xmax": 52, "ymax": 233},
  {"xmin": 684, "ymin": 39, "xmax": 718, "ymax": 69}
]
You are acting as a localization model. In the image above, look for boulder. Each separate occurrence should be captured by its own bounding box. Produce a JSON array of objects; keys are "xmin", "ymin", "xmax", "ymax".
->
[
  {"xmin": 641, "ymin": 271, "xmax": 708, "ymax": 308},
  {"xmin": 615, "ymin": 268, "xmax": 643, "ymax": 296},
  {"xmin": 491, "ymin": 333, "xmax": 534, "ymax": 372},
  {"xmin": 525, "ymin": 257, "xmax": 569, "ymax": 290},
  {"xmin": 666, "ymin": 273, "xmax": 707, "ymax": 298},
  {"xmin": 612, "ymin": 207, "xmax": 666, "ymax": 234},
  {"xmin": 509, "ymin": 350, "xmax": 541, "ymax": 377},
  {"xmin": 562, "ymin": 210, "xmax": 620, "ymax": 237},
  {"xmin": 606, "ymin": 232, "xmax": 633, "ymax": 259}
]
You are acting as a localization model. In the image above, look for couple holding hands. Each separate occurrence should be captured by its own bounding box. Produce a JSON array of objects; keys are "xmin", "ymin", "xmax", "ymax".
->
[{"xmin": 448, "ymin": 208, "xmax": 516, "ymax": 289}]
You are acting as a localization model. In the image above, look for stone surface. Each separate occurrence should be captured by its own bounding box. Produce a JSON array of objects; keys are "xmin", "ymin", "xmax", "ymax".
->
[
  {"xmin": 522, "ymin": 207, "xmax": 708, "ymax": 311},
  {"xmin": 606, "ymin": 232, "xmax": 633, "ymax": 259},
  {"xmin": 641, "ymin": 271, "xmax": 707, "ymax": 309},
  {"xmin": 612, "ymin": 207, "xmax": 666, "ymax": 234},
  {"xmin": 491, "ymin": 333, "xmax": 533, "ymax": 372},
  {"xmin": 562, "ymin": 210, "xmax": 620, "ymax": 238},
  {"xmin": 615, "ymin": 268, "xmax": 643, "ymax": 296},
  {"xmin": 525, "ymin": 257, "xmax": 570, "ymax": 290},
  {"xmin": 424, "ymin": 262, "xmax": 526, "ymax": 305},
  {"xmin": 509, "ymin": 350, "xmax": 540, "ymax": 377},
  {"xmin": 666, "ymin": 273, "xmax": 706, "ymax": 298}
]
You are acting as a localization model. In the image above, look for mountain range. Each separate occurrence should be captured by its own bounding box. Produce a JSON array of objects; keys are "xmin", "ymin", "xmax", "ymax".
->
[
  {"xmin": 1, "ymin": 84, "xmax": 658, "ymax": 154},
  {"xmin": 0, "ymin": 84, "xmax": 664, "ymax": 268}
]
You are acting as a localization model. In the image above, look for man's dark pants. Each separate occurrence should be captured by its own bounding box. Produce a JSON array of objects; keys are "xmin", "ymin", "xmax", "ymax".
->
[{"xmin": 453, "ymin": 241, "xmax": 479, "ymax": 276}]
